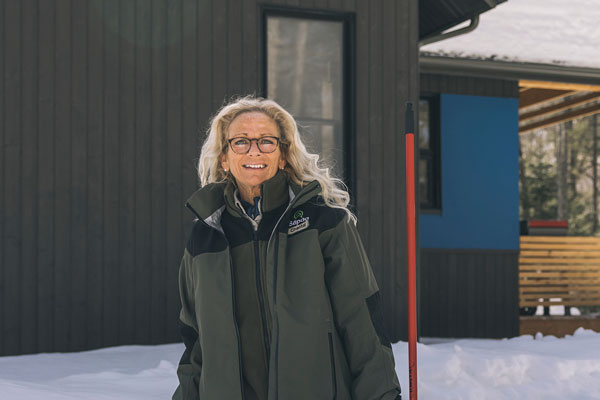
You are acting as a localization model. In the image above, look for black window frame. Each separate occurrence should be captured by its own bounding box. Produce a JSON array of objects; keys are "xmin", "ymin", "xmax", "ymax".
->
[
  {"xmin": 419, "ymin": 93, "xmax": 441, "ymax": 212},
  {"xmin": 260, "ymin": 5, "xmax": 357, "ymax": 204}
]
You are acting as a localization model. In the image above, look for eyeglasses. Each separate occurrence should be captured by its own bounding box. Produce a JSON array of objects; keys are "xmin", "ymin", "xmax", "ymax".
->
[{"xmin": 227, "ymin": 136, "xmax": 281, "ymax": 154}]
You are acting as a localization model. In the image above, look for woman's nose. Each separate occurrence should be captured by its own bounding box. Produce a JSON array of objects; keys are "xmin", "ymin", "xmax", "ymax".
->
[{"xmin": 248, "ymin": 140, "xmax": 261, "ymax": 154}]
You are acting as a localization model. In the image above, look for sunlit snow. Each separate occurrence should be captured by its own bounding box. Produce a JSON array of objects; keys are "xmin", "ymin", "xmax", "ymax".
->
[
  {"xmin": 1, "ymin": 328, "xmax": 599, "ymax": 399},
  {"xmin": 421, "ymin": 0, "xmax": 600, "ymax": 69}
]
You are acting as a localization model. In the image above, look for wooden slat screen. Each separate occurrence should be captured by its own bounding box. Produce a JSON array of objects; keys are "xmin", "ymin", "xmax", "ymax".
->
[{"xmin": 519, "ymin": 236, "xmax": 600, "ymax": 307}]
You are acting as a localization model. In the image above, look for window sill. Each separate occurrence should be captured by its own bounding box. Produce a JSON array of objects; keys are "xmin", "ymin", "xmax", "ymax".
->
[{"xmin": 420, "ymin": 208, "xmax": 442, "ymax": 216}]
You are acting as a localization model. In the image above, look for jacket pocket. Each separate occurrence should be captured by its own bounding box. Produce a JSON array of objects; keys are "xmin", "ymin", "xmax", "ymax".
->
[{"xmin": 328, "ymin": 332, "xmax": 337, "ymax": 400}]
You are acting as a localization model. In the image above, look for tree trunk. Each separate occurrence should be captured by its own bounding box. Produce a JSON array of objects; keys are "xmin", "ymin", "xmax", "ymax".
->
[
  {"xmin": 519, "ymin": 134, "xmax": 531, "ymax": 220},
  {"xmin": 569, "ymin": 123, "xmax": 578, "ymax": 210},
  {"xmin": 593, "ymin": 114, "xmax": 599, "ymax": 234},
  {"xmin": 551, "ymin": 124, "xmax": 568, "ymax": 316},
  {"xmin": 557, "ymin": 124, "xmax": 568, "ymax": 221}
]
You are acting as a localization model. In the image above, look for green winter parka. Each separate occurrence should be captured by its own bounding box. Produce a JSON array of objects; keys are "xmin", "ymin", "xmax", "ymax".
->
[{"xmin": 173, "ymin": 171, "xmax": 401, "ymax": 400}]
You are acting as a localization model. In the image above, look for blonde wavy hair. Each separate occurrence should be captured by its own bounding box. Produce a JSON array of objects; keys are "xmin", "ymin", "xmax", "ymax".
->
[{"xmin": 198, "ymin": 96, "xmax": 355, "ymax": 221}]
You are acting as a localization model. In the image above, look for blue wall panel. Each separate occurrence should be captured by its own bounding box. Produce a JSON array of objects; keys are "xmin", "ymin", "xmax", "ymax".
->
[{"xmin": 420, "ymin": 94, "xmax": 520, "ymax": 250}]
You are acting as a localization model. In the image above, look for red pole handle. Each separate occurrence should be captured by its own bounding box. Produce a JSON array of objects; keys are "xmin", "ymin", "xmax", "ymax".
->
[{"xmin": 405, "ymin": 102, "xmax": 418, "ymax": 400}]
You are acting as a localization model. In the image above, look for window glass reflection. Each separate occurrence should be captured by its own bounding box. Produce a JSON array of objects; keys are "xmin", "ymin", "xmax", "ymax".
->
[
  {"xmin": 419, "ymin": 99, "xmax": 430, "ymax": 150},
  {"xmin": 267, "ymin": 16, "xmax": 344, "ymax": 178},
  {"xmin": 419, "ymin": 158, "xmax": 428, "ymax": 203}
]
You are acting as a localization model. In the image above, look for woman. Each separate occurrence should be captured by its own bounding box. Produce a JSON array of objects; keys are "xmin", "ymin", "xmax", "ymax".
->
[{"xmin": 173, "ymin": 97, "xmax": 401, "ymax": 400}]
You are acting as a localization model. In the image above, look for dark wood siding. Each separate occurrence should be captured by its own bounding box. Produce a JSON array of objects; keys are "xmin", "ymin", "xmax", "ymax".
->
[
  {"xmin": 421, "ymin": 73, "xmax": 519, "ymax": 98},
  {"xmin": 21, "ymin": 0, "xmax": 39, "ymax": 356},
  {"xmin": 1, "ymin": 0, "xmax": 417, "ymax": 356},
  {"xmin": 3, "ymin": 0, "xmax": 21, "ymax": 355},
  {"xmin": 420, "ymin": 249, "xmax": 519, "ymax": 338}
]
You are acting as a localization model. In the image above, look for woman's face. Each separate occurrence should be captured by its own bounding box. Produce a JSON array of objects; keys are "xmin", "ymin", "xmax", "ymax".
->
[{"xmin": 221, "ymin": 111, "xmax": 286, "ymax": 200}]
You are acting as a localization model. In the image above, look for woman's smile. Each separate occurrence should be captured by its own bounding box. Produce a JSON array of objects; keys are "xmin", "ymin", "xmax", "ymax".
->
[{"xmin": 243, "ymin": 163, "xmax": 266, "ymax": 169}]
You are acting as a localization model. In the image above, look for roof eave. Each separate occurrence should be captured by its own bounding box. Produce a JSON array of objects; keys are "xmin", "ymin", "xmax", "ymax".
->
[
  {"xmin": 420, "ymin": 54, "xmax": 600, "ymax": 86},
  {"xmin": 419, "ymin": 0, "xmax": 507, "ymax": 40}
]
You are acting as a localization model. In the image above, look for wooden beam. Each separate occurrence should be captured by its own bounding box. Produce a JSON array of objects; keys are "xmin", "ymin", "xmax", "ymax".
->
[
  {"xmin": 520, "ymin": 92, "xmax": 600, "ymax": 122},
  {"xmin": 520, "ymin": 102, "xmax": 600, "ymax": 133},
  {"xmin": 520, "ymin": 80, "xmax": 600, "ymax": 92},
  {"xmin": 519, "ymin": 88, "xmax": 574, "ymax": 109},
  {"xmin": 521, "ymin": 236, "xmax": 600, "ymax": 243},
  {"xmin": 520, "ymin": 279, "xmax": 600, "ymax": 286},
  {"xmin": 520, "ymin": 286, "xmax": 600, "ymax": 293},
  {"xmin": 520, "ymin": 316, "xmax": 600, "ymax": 338},
  {"xmin": 519, "ymin": 86, "xmax": 532, "ymax": 93}
]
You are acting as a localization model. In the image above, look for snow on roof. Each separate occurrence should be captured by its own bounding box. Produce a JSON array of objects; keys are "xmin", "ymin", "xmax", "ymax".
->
[{"xmin": 421, "ymin": 0, "xmax": 600, "ymax": 69}]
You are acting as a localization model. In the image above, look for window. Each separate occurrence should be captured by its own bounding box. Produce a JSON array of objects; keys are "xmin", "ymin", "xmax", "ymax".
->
[
  {"xmin": 263, "ymin": 8, "xmax": 355, "ymax": 193},
  {"xmin": 419, "ymin": 94, "xmax": 441, "ymax": 210}
]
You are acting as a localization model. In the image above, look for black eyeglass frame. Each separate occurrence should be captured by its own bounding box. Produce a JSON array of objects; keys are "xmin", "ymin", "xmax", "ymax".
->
[{"xmin": 226, "ymin": 136, "xmax": 283, "ymax": 154}]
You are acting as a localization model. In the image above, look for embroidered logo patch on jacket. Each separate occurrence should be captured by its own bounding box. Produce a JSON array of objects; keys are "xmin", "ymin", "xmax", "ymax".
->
[{"xmin": 288, "ymin": 210, "xmax": 310, "ymax": 235}]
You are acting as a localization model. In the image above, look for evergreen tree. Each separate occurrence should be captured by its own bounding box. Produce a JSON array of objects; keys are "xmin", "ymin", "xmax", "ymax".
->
[
  {"xmin": 520, "ymin": 129, "xmax": 557, "ymax": 220},
  {"xmin": 520, "ymin": 115, "xmax": 600, "ymax": 236}
]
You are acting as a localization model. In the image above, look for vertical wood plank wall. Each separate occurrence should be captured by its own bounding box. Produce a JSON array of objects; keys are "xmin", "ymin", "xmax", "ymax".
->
[
  {"xmin": 420, "ymin": 249, "xmax": 520, "ymax": 338},
  {"xmin": 0, "ymin": 0, "xmax": 417, "ymax": 356}
]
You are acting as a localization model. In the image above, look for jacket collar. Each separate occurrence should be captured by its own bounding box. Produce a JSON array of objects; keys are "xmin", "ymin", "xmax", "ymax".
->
[
  {"xmin": 223, "ymin": 169, "xmax": 290, "ymax": 217},
  {"xmin": 185, "ymin": 181, "xmax": 227, "ymax": 232},
  {"xmin": 185, "ymin": 171, "xmax": 322, "ymax": 229}
]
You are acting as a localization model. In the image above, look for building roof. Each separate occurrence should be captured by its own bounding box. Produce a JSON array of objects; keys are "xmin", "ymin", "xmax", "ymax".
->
[
  {"xmin": 421, "ymin": 0, "xmax": 600, "ymax": 69},
  {"xmin": 419, "ymin": 0, "xmax": 600, "ymax": 132}
]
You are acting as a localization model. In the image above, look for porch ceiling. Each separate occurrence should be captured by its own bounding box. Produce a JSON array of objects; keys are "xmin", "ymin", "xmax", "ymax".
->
[{"xmin": 519, "ymin": 81, "xmax": 600, "ymax": 134}]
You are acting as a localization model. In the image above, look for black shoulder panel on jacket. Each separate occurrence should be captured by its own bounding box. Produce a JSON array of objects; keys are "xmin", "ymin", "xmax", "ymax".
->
[
  {"xmin": 258, "ymin": 202, "xmax": 289, "ymax": 240},
  {"xmin": 186, "ymin": 220, "xmax": 228, "ymax": 256},
  {"xmin": 221, "ymin": 211, "xmax": 252, "ymax": 248},
  {"xmin": 366, "ymin": 291, "xmax": 392, "ymax": 348},
  {"xmin": 284, "ymin": 198, "xmax": 347, "ymax": 235}
]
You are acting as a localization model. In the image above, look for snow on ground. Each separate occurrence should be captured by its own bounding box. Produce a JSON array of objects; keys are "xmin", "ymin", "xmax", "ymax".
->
[
  {"xmin": 1, "ymin": 328, "xmax": 599, "ymax": 399},
  {"xmin": 537, "ymin": 304, "xmax": 581, "ymax": 316},
  {"xmin": 421, "ymin": 0, "xmax": 600, "ymax": 69},
  {"xmin": 404, "ymin": 329, "xmax": 600, "ymax": 400},
  {"xmin": 0, "ymin": 344, "xmax": 180, "ymax": 400}
]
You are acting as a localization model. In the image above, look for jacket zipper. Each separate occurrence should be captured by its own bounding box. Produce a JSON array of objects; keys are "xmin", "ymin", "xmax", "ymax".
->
[
  {"xmin": 253, "ymin": 229, "xmax": 271, "ymax": 362},
  {"xmin": 328, "ymin": 332, "xmax": 337, "ymax": 400},
  {"xmin": 268, "ymin": 205, "xmax": 291, "ymax": 400},
  {"xmin": 266, "ymin": 186, "xmax": 317, "ymax": 400},
  {"xmin": 186, "ymin": 204, "xmax": 246, "ymax": 400}
]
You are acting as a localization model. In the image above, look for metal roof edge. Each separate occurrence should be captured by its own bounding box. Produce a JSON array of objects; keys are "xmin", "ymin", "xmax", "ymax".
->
[{"xmin": 419, "ymin": 55, "xmax": 600, "ymax": 86}]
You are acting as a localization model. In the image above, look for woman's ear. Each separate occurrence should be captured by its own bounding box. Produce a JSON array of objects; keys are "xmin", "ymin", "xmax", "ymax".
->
[
  {"xmin": 221, "ymin": 153, "xmax": 229, "ymax": 172},
  {"xmin": 279, "ymin": 157, "xmax": 286, "ymax": 170}
]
